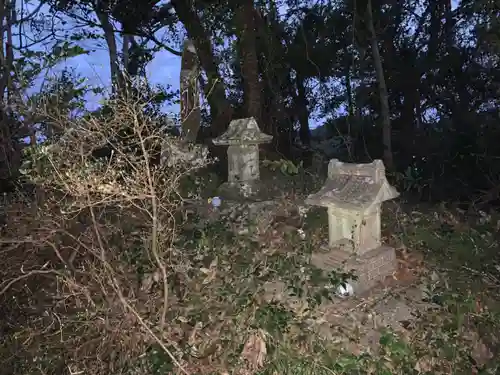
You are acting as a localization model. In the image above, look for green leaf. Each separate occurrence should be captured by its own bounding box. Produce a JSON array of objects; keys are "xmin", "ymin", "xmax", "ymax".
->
[{"xmin": 379, "ymin": 332, "xmax": 392, "ymax": 346}]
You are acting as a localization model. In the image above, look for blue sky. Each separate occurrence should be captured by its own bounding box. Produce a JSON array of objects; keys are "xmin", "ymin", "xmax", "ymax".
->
[
  {"xmin": 24, "ymin": 0, "xmax": 184, "ymax": 114},
  {"xmin": 68, "ymin": 43, "xmax": 182, "ymax": 113}
]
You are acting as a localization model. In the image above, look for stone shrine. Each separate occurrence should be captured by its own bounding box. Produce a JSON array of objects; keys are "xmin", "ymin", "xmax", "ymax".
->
[
  {"xmin": 213, "ymin": 117, "xmax": 272, "ymax": 198},
  {"xmin": 305, "ymin": 159, "xmax": 399, "ymax": 294}
]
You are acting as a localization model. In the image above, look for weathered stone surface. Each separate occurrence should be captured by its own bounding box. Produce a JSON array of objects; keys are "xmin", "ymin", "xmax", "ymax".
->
[
  {"xmin": 212, "ymin": 118, "xmax": 273, "ymax": 198},
  {"xmin": 227, "ymin": 144, "xmax": 260, "ymax": 183},
  {"xmin": 212, "ymin": 118, "xmax": 273, "ymax": 146},
  {"xmin": 306, "ymin": 159, "xmax": 398, "ymax": 253},
  {"xmin": 305, "ymin": 159, "xmax": 399, "ymax": 294},
  {"xmin": 311, "ymin": 245, "xmax": 397, "ymax": 294},
  {"xmin": 160, "ymin": 140, "xmax": 208, "ymax": 168},
  {"xmin": 310, "ymin": 280, "xmax": 439, "ymax": 354}
]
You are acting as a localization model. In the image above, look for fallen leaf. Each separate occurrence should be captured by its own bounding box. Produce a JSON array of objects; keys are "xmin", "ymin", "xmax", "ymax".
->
[
  {"xmin": 471, "ymin": 339, "xmax": 493, "ymax": 367},
  {"xmin": 240, "ymin": 330, "xmax": 267, "ymax": 370},
  {"xmin": 200, "ymin": 267, "xmax": 217, "ymax": 284},
  {"xmin": 415, "ymin": 355, "xmax": 434, "ymax": 373}
]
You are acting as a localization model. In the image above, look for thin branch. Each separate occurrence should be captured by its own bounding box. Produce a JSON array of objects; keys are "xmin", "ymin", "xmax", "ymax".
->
[
  {"xmin": 53, "ymin": 8, "xmax": 182, "ymax": 56},
  {"xmin": 0, "ymin": 269, "xmax": 61, "ymax": 297}
]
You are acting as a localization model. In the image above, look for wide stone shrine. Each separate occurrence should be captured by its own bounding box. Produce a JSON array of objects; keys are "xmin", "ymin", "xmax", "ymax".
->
[
  {"xmin": 305, "ymin": 159, "xmax": 399, "ymax": 294},
  {"xmin": 213, "ymin": 117, "xmax": 272, "ymax": 198}
]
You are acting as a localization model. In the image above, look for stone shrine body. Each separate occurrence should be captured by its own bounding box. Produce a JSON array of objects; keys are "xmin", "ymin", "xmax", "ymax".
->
[
  {"xmin": 306, "ymin": 159, "xmax": 399, "ymax": 294},
  {"xmin": 213, "ymin": 117, "xmax": 272, "ymax": 198}
]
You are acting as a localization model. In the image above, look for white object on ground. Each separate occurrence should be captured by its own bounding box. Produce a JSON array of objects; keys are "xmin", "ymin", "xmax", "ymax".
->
[{"xmin": 336, "ymin": 282, "xmax": 354, "ymax": 297}]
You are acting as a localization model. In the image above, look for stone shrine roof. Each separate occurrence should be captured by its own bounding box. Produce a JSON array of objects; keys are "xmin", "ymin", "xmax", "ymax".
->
[
  {"xmin": 213, "ymin": 117, "xmax": 273, "ymax": 146},
  {"xmin": 305, "ymin": 159, "xmax": 399, "ymax": 211}
]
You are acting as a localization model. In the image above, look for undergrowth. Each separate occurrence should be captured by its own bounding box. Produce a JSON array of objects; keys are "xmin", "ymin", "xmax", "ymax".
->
[{"xmin": 0, "ymin": 96, "xmax": 499, "ymax": 374}]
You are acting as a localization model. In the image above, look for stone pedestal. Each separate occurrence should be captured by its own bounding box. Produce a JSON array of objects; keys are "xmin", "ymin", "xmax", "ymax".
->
[
  {"xmin": 311, "ymin": 245, "xmax": 396, "ymax": 294},
  {"xmin": 305, "ymin": 159, "xmax": 399, "ymax": 294}
]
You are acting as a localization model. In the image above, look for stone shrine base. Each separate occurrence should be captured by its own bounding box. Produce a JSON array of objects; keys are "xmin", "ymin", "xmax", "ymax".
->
[
  {"xmin": 217, "ymin": 180, "xmax": 278, "ymax": 202},
  {"xmin": 311, "ymin": 245, "xmax": 397, "ymax": 295}
]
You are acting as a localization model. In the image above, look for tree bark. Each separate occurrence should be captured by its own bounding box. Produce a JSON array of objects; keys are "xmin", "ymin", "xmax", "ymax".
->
[
  {"xmin": 345, "ymin": 62, "xmax": 354, "ymax": 118},
  {"xmin": 180, "ymin": 39, "xmax": 201, "ymax": 143},
  {"xmin": 122, "ymin": 34, "xmax": 131, "ymax": 74},
  {"xmin": 121, "ymin": 33, "xmax": 132, "ymax": 96},
  {"xmin": 170, "ymin": 0, "xmax": 232, "ymax": 137},
  {"xmin": 366, "ymin": 0, "xmax": 394, "ymax": 170},
  {"xmin": 235, "ymin": 0, "xmax": 261, "ymax": 125},
  {"xmin": 295, "ymin": 72, "xmax": 310, "ymax": 145},
  {"xmin": 344, "ymin": 59, "xmax": 354, "ymax": 158},
  {"xmin": 254, "ymin": 5, "xmax": 291, "ymax": 152},
  {"xmin": 0, "ymin": 0, "xmax": 22, "ymax": 183},
  {"xmin": 96, "ymin": 8, "xmax": 122, "ymax": 94}
]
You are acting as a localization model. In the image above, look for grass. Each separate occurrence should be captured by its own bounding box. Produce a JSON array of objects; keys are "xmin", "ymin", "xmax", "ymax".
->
[
  {"xmin": 2, "ymin": 177, "xmax": 500, "ymax": 375},
  {"xmin": 1, "ymin": 96, "xmax": 499, "ymax": 374},
  {"xmin": 2, "ymin": 182, "xmax": 500, "ymax": 375}
]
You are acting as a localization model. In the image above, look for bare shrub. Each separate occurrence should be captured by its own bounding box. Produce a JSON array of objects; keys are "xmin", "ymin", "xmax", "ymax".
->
[
  {"xmin": 0, "ymin": 95, "xmax": 208, "ymax": 374},
  {"xmin": 0, "ymin": 93, "xmax": 337, "ymax": 375}
]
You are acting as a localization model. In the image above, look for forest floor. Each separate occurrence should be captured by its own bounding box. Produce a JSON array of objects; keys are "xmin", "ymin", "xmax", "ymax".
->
[
  {"xmin": 1, "ymin": 165, "xmax": 500, "ymax": 375},
  {"xmin": 178, "ymin": 188, "xmax": 500, "ymax": 375}
]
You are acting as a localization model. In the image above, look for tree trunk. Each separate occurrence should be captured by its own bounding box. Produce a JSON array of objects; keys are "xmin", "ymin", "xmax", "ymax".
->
[
  {"xmin": 235, "ymin": 0, "xmax": 261, "ymax": 125},
  {"xmin": 295, "ymin": 72, "xmax": 310, "ymax": 145},
  {"xmin": 121, "ymin": 33, "xmax": 132, "ymax": 95},
  {"xmin": 96, "ymin": 8, "xmax": 122, "ymax": 94},
  {"xmin": 180, "ymin": 39, "xmax": 201, "ymax": 143},
  {"xmin": 344, "ymin": 59, "xmax": 354, "ymax": 158},
  {"xmin": 0, "ymin": 0, "xmax": 22, "ymax": 184},
  {"xmin": 366, "ymin": 0, "xmax": 394, "ymax": 170},
  {"xmin": 170, "ymin": 0, "xmax": 232, "ymax": 137},
  {"xmin": 345, "ymin": 62, "xmax": 354, "ymax": 118},
  {"xmin": 254, "ymin": 5, "xmax": 290, "ymax": 152},
  {"xmin": 122, "ymin": 35, "xmax": 130, "ymax": 70},
  {"xmin": 443, "ymin": 0, "xmax": 455, "ymax": 49}
]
